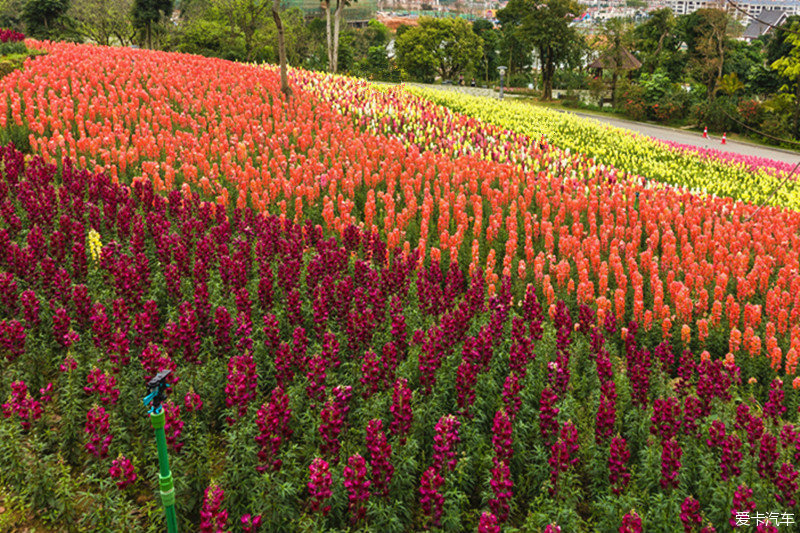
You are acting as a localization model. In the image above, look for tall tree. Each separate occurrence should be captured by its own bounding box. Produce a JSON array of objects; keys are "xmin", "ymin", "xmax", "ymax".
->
[
  {"xmin": 322, "ymin": 0, "xmax": 357, "ymax": 73},
  {"xmin": 498, "ymin": 0, "xmax": 582, "ymax": 100},
  {"xmin": 132, "ymin": 0, "xmax": 172, "ymax": 49},
  {"xmin": 395, "ymin": 17, "xmax": 483, "ymax": 82},
  {"xmin": 771, "ymin": 21, "xmax": 800, "ymax": 138},
  {"xmin": 272, "ymin": 0, "xmax": 291, "ymax": 97},
  {"xmin": 599, "ymin": 17, "xmax": 634, "ymax": 107},
  {"xmin": 22, "ymin": 0, "xmax": 70, "ymax": 38},
  {"xmin": 70, "ymin": 0, "xmax": 135, "ymax": 45},
  {"xmin": 495, "ymin": 0, "xmax": 533, "ymax": 78},
  {"xmin": 682, "ymin": 8, "xmax": 730, "ymax": 99},
  {"xmin": 213, "ymin": 0, "xmax": 272, "ymax": 62},
  {"xmin": 473, "ymin": 18, "xmax": 501, "ymax": 83},
  {"xmin": 632, "ymin": 8, "xmax": 681, "ymax": 77}
]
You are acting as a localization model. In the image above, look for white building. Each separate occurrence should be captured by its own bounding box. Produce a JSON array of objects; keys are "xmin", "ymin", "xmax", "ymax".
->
[{"xmin": 665, "ymin": 0, "xmax": 800, "ymax": 18}]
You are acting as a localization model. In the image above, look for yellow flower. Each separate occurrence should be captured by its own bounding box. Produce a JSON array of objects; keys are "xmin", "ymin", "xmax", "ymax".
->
[{"xmin": 87, "ymin": 229, "xmax": 102, "ymax": 262}]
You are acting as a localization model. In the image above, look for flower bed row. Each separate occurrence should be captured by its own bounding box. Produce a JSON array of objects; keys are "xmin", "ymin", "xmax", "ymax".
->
[
  {"xmin": 409, "ymin": 87, "xmax": 800, "ymax": 210},
  {"xmin": 1, "ymin": 145, "xmax": 799, "ymax": 532}
]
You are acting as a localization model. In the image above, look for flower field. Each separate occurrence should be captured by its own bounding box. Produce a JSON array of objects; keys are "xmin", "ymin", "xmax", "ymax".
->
[
  {"xmin": 0, "ymin": 43, "xmax": 800, "ymax": 532},
  {"xmin": 410, "ymin": 87, "xmax": 800, "ymax": 210}
]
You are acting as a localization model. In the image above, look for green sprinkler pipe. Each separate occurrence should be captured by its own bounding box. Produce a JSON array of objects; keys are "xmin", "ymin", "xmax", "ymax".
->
[
  {"xmin": 150, "ymin": 409, "xmax": 178, "ymax": 533},
  {"xmin": 143, "ymin": 369, "xmax": 178, "ymax": 533}
]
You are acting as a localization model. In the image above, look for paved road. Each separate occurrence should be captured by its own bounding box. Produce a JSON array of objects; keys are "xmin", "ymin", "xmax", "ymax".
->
[
  {"xmin": 395, "ymin": 82, "xmax": 800, "ymax": 166},
  {"xmin": 564, "ymin": 110, "xmax": 800, "ymax": 166}
]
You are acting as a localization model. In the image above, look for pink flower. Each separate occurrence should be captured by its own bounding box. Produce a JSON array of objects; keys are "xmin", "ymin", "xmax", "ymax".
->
[
  {"xmin": 680, "ymin": 496, "xmax": 701, "ymax": 533},
  {"xmin": 729, "ymin": 484, "xmax": 755, "ymax": 528}
]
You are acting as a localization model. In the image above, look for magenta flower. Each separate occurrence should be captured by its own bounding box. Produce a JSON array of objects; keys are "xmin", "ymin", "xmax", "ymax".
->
[
  {"xmin": 620, "ymin": 510, "xmax": 643, "ymax": 533},
  {"xmin": 680, "ymin": 496, "xmax": 701, "ymax": 533},
  {"xmin": 609, "ymin": 436, "xmax": 631, "ymax": 495},
  {"xmin": 343, "ymin": 453, "xmax": 371, "ymax": 524},
  {"xmin": 241, "ymin": 513, "xmax": 262, "ymax": 533},
  {"xmin": 432, "ymin": 414, "xmax": 460, "ymax": 473},
  {"xmin": 84, "ymin": 404, "xmax": 112, "ymax": 458},
  {"xmin": 360, "ymin": 349, "xmax": 381, "ymax": 399},
  {"xmin": 729, "ymin": 484, "xmax": 755, "ymax": 528},
  {"xmin": 319, "ymin": 386, "xmax": 352, "ymax": 462},
  {"xmin": 478, "ymin": 512, "xmax": 500, "ymax": 533},
  {"xmin": 764, "ymin": 378, "xmax": 786, "ymax": 422},
  {"xmin": 660, "ymin": 438, "xmax": 682, "ymax": 490},
  {"xmin": 84, "ymin": 367, "xmax": 120, "ymax": 405},
  {"xmin": 184, "ymin": 389, "xmax": 203, "ymax": 413},
  {"xmin": 492, "ymin": 409, "xmax": 513, "ymax": 466},
  {"xmin": 540, "ymin": 386, "xmax": 560, "ymax": 443},
  {"xmin": 365, "ymin": 419, "xmax": 393, "ymax": 498},
  {"xmin": 389, "ymin": 378, "xmax": 413, "ymax": 444},
  {"xmin": 306, "ymin": 354, "xmax": 327, "ymax": 408},
  {"xmin": 308, "ymin": 457, "xmax": 332, "ymax": 516},
  {"xmin": 163, "ymin": 400, "xmax": 184, "ymax": 453},
  {"xmin": 419, "ymin": 466, "xmax": 444, "ymax": 528},
  {"xmin": 224, "ymin": 352, "xmax": 258, "ymax": 424},
  {"xmin": 2, "ymin": 380, "xmax": 42, "ymax": 429},
  {"xmin": 489, "ymin": 459, "xmax": 513, "ymax": 523},
  {"xmin": 109, "ymin": 454, "xmax": 137, "ymax": 489},
  {"xmin": 255, "ymin": 387, "xmax": 292, "ymax": 472},
  {"xmin": 199, "ymin": 484, "xmax": 228, "ymax": 533},
  {"xmin": 774, "ymin": 462, "xmax": 798, "ymax": 507},
  {"xmin": 651, "ymin": 397, "xmax": 682, "ymax": 443}
]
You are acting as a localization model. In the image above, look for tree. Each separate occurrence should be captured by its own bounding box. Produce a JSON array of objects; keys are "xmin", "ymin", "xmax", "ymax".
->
[
  {"xmin": 271, "ymin": 0, "xmax": 291, "ymax": 96},
  {"xmin": 322, "ymin": 0, "xmax": 358, "ymax": 73},
  {"xmin": 22, "ymin": 0, "xmax": 70, "ymax": 38},
  {"xmin": 682, "ymin": 8, "xmax": 731, "ymax": 99},
  {"xmin": 395, "ymin": 17, "xmax": 483, "ymax": 82},
  {"xmin": 495, "ymin": 0, "xmax": 534, "ymax": 78},
  {"xmin": 132, "ymin": 0, "xmax": 172, "ymax": 49},
  {"xmin": 599, "ymin": 17, "xmax": 634, "ymax": 107},
  {"xmin": 499, "ymin": 0, "xmax": 582, "ymax": 100},
  {"xmin": 70, "ymin": 0, "xmax": 135, "ymax": 45},
  {"xmin": 473, "ymin": 19, "xmax": 500, "ymax": 83},
  {"xmin": 632, "ymin": 8, "xmax": 682, "ymax": 77},
  {"xmin": 771, "ymin": 21, "xmax": 800, "ymax": 138},
  {"xmin": 212, "ymin": 0, "xmax": 272, "ymax": 62}
]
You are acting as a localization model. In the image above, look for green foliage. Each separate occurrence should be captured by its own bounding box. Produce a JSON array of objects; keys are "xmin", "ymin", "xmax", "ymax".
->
[
  {"xmin": 690, "ymin": 95, "xmax": 738, "ymax": 131},
  {"xmin": 22, "ymin": 0, "xmax": 70, "ymax": 39},
  {"xmin": 0, "ymin": 40, "xmax": 26, "ymax": 55},
  {"xmin": 395, "ymin": 17, "xmax": 483, "ymax": 83},
  {"xmin": 498, "ymin": 0, "xmax": 583, "ymax": 99}
]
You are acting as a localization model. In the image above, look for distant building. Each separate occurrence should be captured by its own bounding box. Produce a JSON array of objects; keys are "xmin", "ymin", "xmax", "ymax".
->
[
  {"xmin": 665, "ymin": 0, "xmax": 800, "ymax": 18},
  {"xmin": 741, "ymin": 8, "xmax": 789, "ymax": 39}
]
